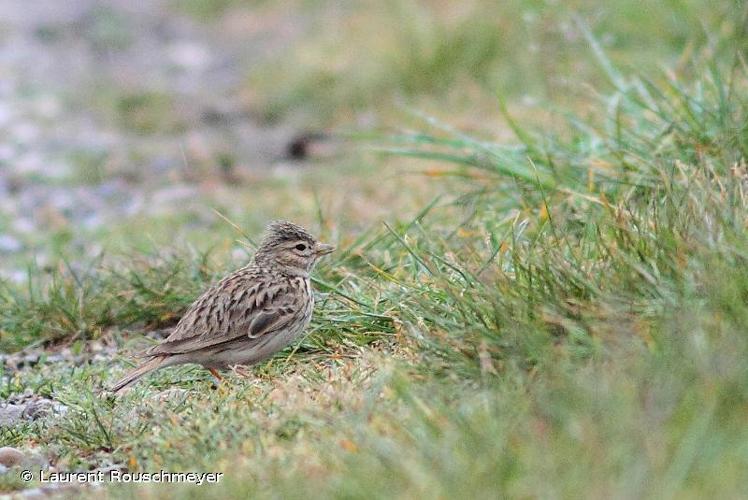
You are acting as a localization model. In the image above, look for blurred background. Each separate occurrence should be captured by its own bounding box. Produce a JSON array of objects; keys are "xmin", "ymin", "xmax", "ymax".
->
[
  {"xmin": 1, "ymin": 2, "xmax": 747, "ymax": 496},
  {"xmin": 0, "ymin": 0, "xmax": 741, "ymax": 276}
]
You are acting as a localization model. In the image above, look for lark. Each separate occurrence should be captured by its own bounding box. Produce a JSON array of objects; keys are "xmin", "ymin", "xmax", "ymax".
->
[{"xmin": 111, "ymin": 221, "xmax": 334, "ymax": 392}]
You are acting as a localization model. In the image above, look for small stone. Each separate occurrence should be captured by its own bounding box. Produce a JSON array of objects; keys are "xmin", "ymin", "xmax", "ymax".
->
[
  {"xmin": 0, "ymin": 404, "xmax": 24, "ymax": 426},
  {"xmin": 0, "ymin": 447, "xmax": 25, "ymax": 467},
  {"xmin": 22, "ymin": 399, "xmax": 54, "ymax": 420}
]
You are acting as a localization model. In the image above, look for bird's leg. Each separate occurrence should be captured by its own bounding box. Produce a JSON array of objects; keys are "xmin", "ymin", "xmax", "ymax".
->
[{"xmin": 208, "ymin": 368, "xmax": 223, "ymax": 387}]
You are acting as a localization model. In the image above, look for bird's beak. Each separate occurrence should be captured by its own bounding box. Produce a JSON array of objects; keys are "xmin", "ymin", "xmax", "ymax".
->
[{"xmin": 315, "ymin": 242, "xmax": 335, "ymax": 256}]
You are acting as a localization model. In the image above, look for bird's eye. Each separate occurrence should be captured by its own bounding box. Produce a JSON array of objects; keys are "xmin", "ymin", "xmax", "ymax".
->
[{"xmin": 295, "ymin": 243, "xmax": 307, "ymax": 251}]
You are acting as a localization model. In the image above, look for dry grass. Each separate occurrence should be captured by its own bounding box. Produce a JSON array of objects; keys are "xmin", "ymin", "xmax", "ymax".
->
[{"xmin": 2, "ymin": 1, "xmax": 748, "ymax": 498}]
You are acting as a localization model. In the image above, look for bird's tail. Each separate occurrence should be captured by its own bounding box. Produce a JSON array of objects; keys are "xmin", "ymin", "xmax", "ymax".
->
[{"xmin": 110, "ymin": 356, "xmax": 168, "ymax": 393}]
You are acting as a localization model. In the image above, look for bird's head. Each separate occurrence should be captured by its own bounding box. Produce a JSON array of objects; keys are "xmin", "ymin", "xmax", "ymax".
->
[{"xmin": 253, "ymin": 220, "xmax": 334, "ymax": 275}]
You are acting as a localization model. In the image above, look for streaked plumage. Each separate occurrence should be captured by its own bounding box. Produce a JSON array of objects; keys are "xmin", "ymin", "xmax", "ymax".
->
[{"xmin": 111, "ymin": 221, "xmax": 334, "ymax": 392}]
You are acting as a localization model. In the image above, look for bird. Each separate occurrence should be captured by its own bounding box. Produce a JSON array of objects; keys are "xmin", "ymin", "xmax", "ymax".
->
[{"xmin": 111, "ymin": 220, "xmax": 334, "ymax": 392}]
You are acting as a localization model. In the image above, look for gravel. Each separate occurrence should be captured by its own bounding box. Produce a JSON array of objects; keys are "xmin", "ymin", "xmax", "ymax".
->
[{"xmin": 0, "ymin": 0, "xmax": 308, "ymax": 277}]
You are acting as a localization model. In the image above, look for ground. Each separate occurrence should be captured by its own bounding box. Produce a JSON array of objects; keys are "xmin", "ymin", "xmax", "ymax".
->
[{"xmin": 0, "ymin": 0, "xmax": 747, "ymax": 498}]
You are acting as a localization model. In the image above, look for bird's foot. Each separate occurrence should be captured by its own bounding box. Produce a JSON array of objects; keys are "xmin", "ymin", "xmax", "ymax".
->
[{"xmin": 230, "ymin": 365, "xmax": 253, "ymax": 379}]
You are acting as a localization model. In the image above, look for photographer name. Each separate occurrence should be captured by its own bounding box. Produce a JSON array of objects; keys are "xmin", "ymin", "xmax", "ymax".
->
[{"xmin": 38, "ymin": 469, "xmax": 223, "ymax": 485}]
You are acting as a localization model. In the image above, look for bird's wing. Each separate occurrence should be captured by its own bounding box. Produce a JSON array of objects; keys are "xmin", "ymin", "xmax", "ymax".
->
[{"xmin": 147, "ymin": 271, "xmax": 304, "ymax": 356}]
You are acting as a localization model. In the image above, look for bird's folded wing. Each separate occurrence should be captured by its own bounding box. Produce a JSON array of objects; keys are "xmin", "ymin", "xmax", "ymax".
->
[
  {"xmin": 147, "ymin": 277, "xmax": 298, "ymax": 355},
  {"xmin": 248, "ymin": 304, "xmax": 299, "ymax": 338}
]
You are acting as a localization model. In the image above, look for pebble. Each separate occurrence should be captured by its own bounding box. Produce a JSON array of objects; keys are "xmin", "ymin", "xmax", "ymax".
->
[
  {"xmin": 23, "ymin": 398, "xmax": 67, "ymax": 420},
  {"xmin": 0, "ymin": 405, "xmax": 24, "ymax": 426},
  {"xmin": 0, "ymin": 1, "xmax": 309, "ymax": 284},
  {"xmin": 0, "ymin": 447, "xmax": 25, "ymax": 467},
  {"xmin": 0, "ymin": 393, "xmax": 69, "ymax": 426},
  {"xmin": 2, "ymin": 344, "xmax": 118, "ymax": 371}
]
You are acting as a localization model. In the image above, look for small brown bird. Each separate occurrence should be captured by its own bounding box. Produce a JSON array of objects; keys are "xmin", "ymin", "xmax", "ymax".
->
[{"xmin": 111, "ymin": 221, "xmax": 334, "ymax": 392}]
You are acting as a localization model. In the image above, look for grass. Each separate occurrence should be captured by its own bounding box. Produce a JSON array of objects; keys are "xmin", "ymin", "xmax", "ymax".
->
[
  {"xmin": 248, "ymin": 0, "xmax": 741, "ymax": 124},
  {"xmin": 2, "ymin": 1, "xmax": 748, "ymax": 498}
]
